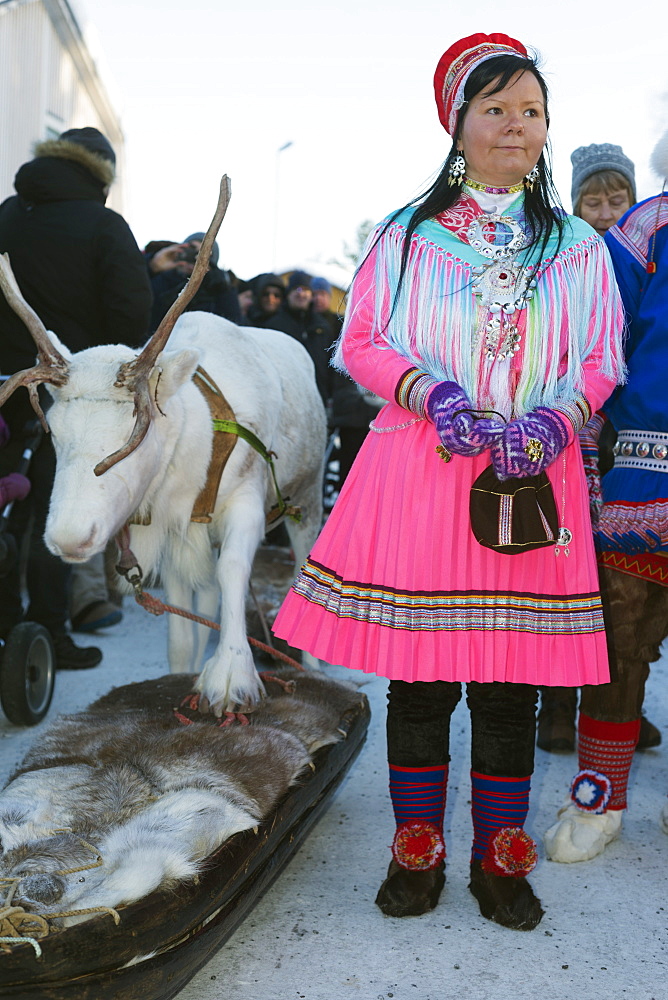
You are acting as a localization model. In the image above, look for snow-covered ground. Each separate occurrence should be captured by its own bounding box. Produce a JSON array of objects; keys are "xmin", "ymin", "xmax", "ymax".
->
[{"xmin": 0, "ymin": 557, "xmax": 666, "ymax": 1000}]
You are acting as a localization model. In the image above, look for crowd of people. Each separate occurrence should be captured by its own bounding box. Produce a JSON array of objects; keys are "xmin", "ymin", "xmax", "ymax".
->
[
  {"xmin": 0, "ymin": 29, "xmax": 667, "ymax": 934},
  {"xmin": 0, "ymin": 124, "xmax": 370, "ymax": 670}
]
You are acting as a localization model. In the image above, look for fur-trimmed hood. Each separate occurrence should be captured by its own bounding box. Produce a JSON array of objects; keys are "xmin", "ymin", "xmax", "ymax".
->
[{"xmin": 33, "ymin": 138, "xmax": 115, "ymax": 187}]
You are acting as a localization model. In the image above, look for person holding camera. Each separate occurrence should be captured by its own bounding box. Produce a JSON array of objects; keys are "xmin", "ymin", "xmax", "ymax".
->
[{"xmin": 145, "ymin": 232, "xmax": 241, "ymax": 332}]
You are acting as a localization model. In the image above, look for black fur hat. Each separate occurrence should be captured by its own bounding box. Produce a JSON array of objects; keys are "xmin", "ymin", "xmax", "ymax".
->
[
  {"xmin": 59, "ymin": 127, "xmax": 116, "ymax": 165},
  {"xmin": 33, "ymin": 127, "xmax": 116, "ymax": 187}
]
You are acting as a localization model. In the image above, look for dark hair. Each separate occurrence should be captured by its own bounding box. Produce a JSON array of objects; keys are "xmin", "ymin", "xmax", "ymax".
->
[{"xmin": 378, "ymin": 53, "xmax": 565, "ymax": 307}]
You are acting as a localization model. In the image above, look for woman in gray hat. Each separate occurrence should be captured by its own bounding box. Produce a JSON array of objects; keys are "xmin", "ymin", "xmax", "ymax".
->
[{"xmin": 571, "ymin": 142, "xmax": 636, "ymax": 236}]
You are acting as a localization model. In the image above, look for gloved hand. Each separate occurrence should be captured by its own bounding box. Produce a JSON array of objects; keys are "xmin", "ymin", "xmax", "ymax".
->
[
  {"xmin": 491, "ymin": 407, "xmax": 569, "ymax": 480},
  {"xmin": 0, "ymin": 473, "xmax": 30, "ymax": 508},
  {"xmin": 427, "ymin": 381, "xmax": 505, "ymax": 457}
]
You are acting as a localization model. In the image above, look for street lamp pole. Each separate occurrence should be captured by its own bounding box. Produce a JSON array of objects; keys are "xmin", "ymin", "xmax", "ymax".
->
[{"xmin": 272, "ymin": 141, "xmax": 293, "ymax": 271}]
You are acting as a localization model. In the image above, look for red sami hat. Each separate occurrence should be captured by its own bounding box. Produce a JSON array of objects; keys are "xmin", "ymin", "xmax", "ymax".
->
[{"xmin": 434, "ymin": 32, "xmax": 528, "ymax": 136}]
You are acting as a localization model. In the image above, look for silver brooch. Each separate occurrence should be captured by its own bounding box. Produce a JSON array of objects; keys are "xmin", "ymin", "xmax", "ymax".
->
[{"xmin": 466, "ymin": 213, "xmax": 528, "ymax": 260}]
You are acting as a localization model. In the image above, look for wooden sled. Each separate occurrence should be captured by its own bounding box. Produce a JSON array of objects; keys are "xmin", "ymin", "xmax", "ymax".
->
[{"xmin": 0, "ymin": 674, "xmax": 370, "ymax": 1000}]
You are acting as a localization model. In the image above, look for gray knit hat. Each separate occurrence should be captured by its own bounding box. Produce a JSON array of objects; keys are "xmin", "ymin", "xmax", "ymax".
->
[
  {"xmin": 183, "ymin": 232, "xmax": 219, "ymax": 267},
  {"xmin": 571, "ymin": 143, "xmax": 636, "ymax": 208}
]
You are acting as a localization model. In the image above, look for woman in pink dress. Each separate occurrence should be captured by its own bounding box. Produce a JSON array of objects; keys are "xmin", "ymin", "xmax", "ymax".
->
[{"xmin": 273, "ymin": 32, "xmax": 625, "ymax": 929}]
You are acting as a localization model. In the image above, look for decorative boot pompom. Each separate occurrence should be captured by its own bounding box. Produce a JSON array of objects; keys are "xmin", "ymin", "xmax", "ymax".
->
[
  {"xmin": 391, "ymin": 820, "xmax": 446, "ymax": 871},
  {"xmin": 480, "ymin": 826, "xmax": 538, "ymax": 878},
  {"xmin": 570, "ymin": 768, "xmax": 613, "ymax": 814}
]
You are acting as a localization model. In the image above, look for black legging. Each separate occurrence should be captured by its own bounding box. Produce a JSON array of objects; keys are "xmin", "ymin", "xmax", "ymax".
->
[{"xmin": 387, "ymin": 679, "xmax": 538, "ymax": 777}]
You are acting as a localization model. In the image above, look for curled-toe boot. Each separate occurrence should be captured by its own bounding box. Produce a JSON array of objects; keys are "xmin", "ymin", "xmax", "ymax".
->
[
  {"xmin": 469, "ymin": 827, "xmax": 543, "ymax": 931},
  {"xmin": 376, "ymin": 819, "xmax": 446, "ymax": 917}
]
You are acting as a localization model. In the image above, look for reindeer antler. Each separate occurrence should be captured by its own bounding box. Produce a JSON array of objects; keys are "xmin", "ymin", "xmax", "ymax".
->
[
  {"xmin": 0, "ymin": 254, "xmax": 70, "ymax": 430},
  {"xmin": 94, "ymin": 174, "xmax": 232, "ymax": 476}
]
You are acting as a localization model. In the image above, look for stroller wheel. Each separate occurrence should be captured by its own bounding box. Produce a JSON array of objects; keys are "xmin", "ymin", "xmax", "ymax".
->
[{"xmin": 0, "ymin": 623, "xmax": 55, "ymax": 725}]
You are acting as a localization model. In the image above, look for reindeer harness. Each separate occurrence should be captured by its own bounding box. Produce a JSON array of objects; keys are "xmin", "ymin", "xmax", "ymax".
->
[{"xmin": 130, "ymin": 364, "xmax": 301, "ymax": 527}]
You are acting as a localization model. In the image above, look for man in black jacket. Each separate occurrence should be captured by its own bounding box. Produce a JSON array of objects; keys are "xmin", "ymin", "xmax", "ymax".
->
[
  {"xmin": 0, "ymin": 127, "xmax": 152, "ymax": 669},
  {"xmin": 268, "ymin": 271, "xmax": 337, "ymax": 408}
]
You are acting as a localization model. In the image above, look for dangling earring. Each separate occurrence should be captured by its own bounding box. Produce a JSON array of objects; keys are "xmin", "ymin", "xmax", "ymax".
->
[
  {"xmin": 524, "ymin": 164, "xmax": 540, "ymax": 193},
  {"xmin": 448, "ymin": 152, "xmax": 466, "ymax": 187}
]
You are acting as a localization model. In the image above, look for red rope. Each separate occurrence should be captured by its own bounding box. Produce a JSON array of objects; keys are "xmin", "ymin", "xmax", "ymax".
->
[{"xmin": 133, "ymin": 588, "xmax": 304, "ymax": 671}]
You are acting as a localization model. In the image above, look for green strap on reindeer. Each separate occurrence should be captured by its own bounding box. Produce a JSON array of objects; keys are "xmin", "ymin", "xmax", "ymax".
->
[{"xmin": 212, "ymin": 419, "xmax": 302, "ymax": 524}]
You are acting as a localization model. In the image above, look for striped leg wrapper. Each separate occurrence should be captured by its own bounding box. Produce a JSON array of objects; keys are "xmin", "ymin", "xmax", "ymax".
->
[
  {"xmin": 573, "ymin": 714, "xmax": 641, "ymax": 811},
  {"xmin": 470, "ymin": 771, "xmax": 531, "ymax": 862},
  {"xmin": 389, "ymin": 764, "xmax": 447, "ymax": 871}
]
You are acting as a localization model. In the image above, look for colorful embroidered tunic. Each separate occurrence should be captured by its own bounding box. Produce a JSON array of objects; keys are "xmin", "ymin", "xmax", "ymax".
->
[
  {"xmin": 274, "ymin": 193, "xmax": 625, "ymax": 686},
  {"xmin": 597, "ymin": 195, "xmax": 668, "ymax": 584}
]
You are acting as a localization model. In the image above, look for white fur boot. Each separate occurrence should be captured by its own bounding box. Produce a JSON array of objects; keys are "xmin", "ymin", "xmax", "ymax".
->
[{"xmin": 544, "ymin": 799, "xmax": 623, "ymax": 863}]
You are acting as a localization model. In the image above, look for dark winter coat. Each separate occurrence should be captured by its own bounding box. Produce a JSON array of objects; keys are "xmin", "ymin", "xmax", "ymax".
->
[
  {"xmin": 148, "ymin": 264, "xmax": 241, "ymax": 332},
  {"xmin": 267, "ymin": 304, "xmax": 338, "ymax": 405},
  {"xmin": 0, "ymin": 144, "xmax": 152, "ymax": 384}
]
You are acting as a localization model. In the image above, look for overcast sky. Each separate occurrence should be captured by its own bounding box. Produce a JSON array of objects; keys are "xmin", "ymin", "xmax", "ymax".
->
[{"xmin": 77, "ymin": 0, "xmax": 667, "ymax": 282}]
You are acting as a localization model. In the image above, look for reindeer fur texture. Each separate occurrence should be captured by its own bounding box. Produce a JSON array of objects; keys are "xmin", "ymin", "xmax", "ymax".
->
[
  {"xmin": 0, "ymin": 671, "xmax": 364, "ymax": 926},
  {"xmin": 42, "ymin": 313, "xmax": 327, "ymax": 715}
]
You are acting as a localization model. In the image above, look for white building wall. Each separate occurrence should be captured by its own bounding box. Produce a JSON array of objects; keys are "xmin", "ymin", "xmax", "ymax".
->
[{"xmin": 0, "ymin": 0, "xmax": 125, "ymax": 213}]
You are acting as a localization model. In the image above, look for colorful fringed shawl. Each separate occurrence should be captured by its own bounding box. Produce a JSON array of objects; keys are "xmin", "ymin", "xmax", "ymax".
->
[
  {"xmin": 333, "ymin": 196, "xmax": 625, "ymax": 420},
  {"xmin": 274, "ymin": 192, "xmax": 625, "ymax": 686}
]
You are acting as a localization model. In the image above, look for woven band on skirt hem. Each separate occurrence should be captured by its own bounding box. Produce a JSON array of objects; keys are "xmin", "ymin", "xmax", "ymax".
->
[{"xmin": 290, "ymin": 558, "xmax": 606, "ymax": 636}]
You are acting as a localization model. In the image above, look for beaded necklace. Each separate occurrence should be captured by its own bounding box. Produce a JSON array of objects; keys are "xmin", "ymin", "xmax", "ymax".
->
[{"xmin": 463, "ymin": 176, "xmax": 524, "ymax": 195}]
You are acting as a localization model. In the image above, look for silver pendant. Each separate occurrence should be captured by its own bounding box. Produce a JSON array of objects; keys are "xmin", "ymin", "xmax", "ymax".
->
[
  {"xmin": 471, "ymin": 260, "xmax": 534, "ymax": 313},
  {"xmin": 482, "ymin": 317, "xmax": 521, "ymax": 360},
  {"xmin": 555, "ymin": 526, "xmax": 572, "ymax": 557}
]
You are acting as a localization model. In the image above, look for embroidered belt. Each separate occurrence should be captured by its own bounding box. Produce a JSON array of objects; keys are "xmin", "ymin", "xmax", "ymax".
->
[{"xmin": 612, "ymin": 430, "xmax": 668, "ymax": 473}]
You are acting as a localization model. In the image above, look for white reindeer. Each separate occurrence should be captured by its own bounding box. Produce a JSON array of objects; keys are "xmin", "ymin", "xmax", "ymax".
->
[{"xmin": 0, "ymin": 182, "xmax": 326, "ymax": 717}]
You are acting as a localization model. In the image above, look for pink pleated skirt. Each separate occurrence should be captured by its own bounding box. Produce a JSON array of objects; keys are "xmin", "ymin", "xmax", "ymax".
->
[{"xmin": 273, "ymin": 403, "xmax": 610, "ymax": 687}]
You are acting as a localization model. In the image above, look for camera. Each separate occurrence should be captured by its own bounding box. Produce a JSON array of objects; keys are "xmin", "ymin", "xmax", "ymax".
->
[{"xmin": 177, "ymin": 244, "xmax": 199, "ymax": 265}]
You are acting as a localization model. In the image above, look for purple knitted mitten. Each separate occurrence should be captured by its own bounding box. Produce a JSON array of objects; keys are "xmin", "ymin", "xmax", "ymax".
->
[
  {"xmin": 491, "ymin": 407, "xmax": 569, "ymax": 480},
  {"xmin": 427, "ymin": 382, "xmax": 505, "ymax": 457}
]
